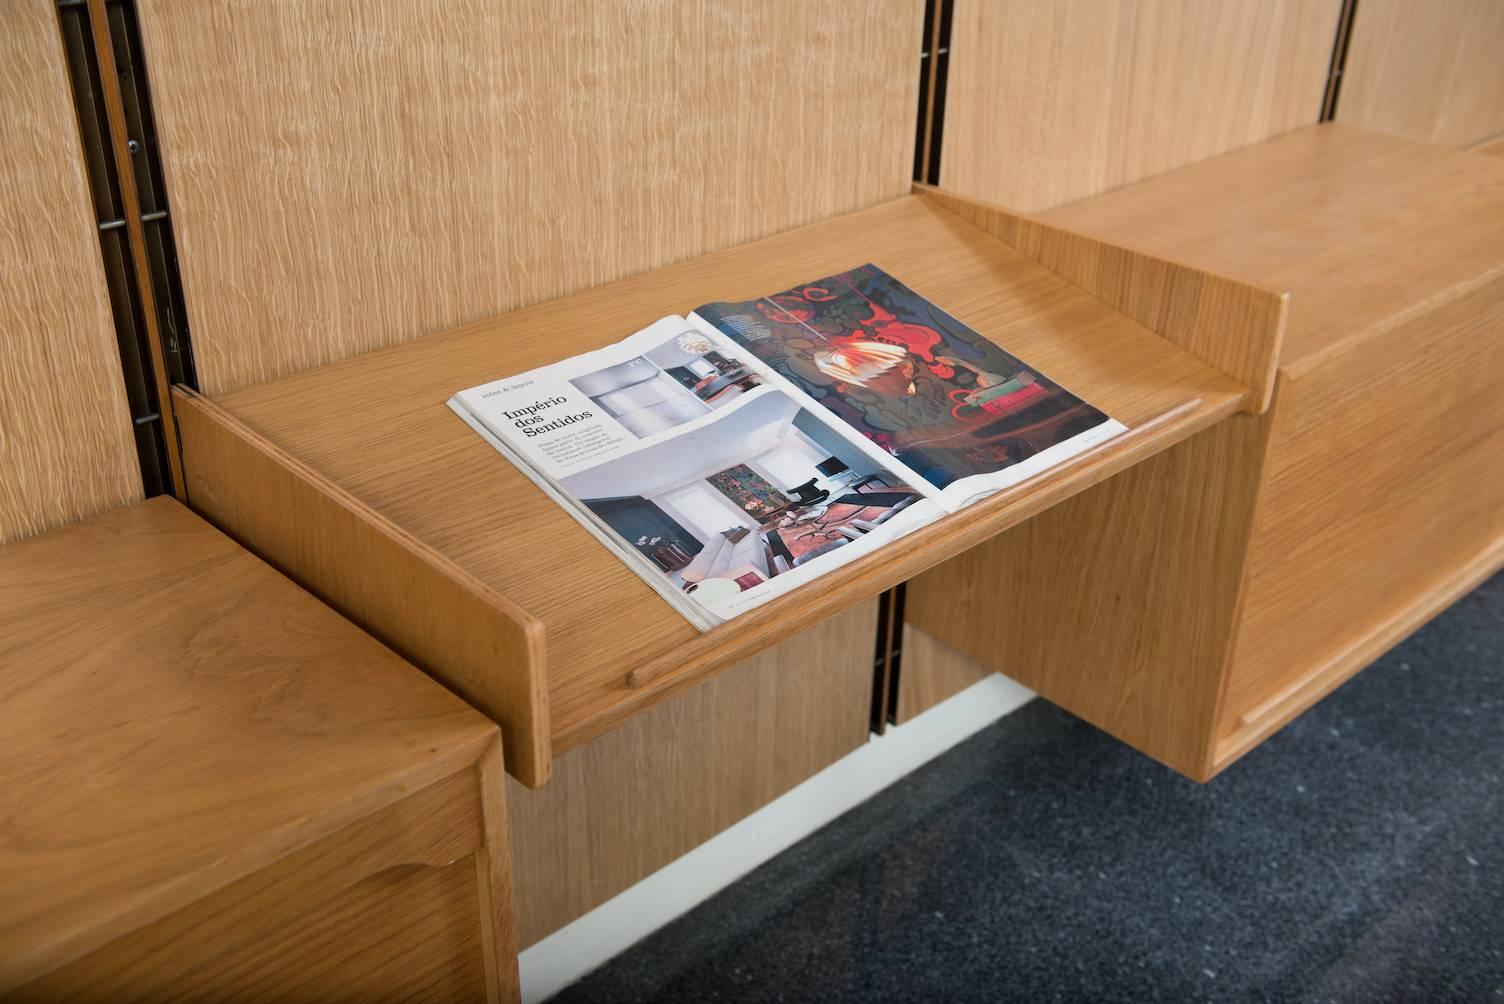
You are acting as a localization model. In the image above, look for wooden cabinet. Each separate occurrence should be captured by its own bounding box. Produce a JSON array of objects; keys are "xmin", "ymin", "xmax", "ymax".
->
[
  {"xmin": 0, "ymin": 498, "xmax": 518, "ymax": 1002},
  {"xmin": 908, "ymin": 124, "xmax": 1504, "ymax": 779}
]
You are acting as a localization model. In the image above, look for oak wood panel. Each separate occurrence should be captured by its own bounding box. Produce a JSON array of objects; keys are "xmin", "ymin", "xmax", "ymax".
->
[
  {"xmin": 940, "ymin": 0, "xmax": 1342, "ymax": 211},
  {"xmin": 896, "ymin": 625, "xmax": 1008, "ymax": 724},
  {"xmin": 0, "ymin": 0, "xmax": 140, "ymax": 543},
  {"xmin": 0, "ymin": 497, "xmax": 502, "ymax": 993},
  {"xmin": 186, "ymin": 194, "xmax": 1257, "ymax": 768},
  {"xmin": 14, "ymin": 769, "xmax": 493, "ymax": 1003},
  {"xmin": 919, "ymin": 185, "xmax": 1288, "ymax": 412},
  {"xmin": 907, "ymin": 411, "xmax": 1275, "ymax": 779},
  {"xmin": 1214, "ymin": 533, "xmax": 1504, "ymax": 769},
  {"xmin": 135, "ymin": 0, "xmax": 923, "ymax": 395},
  {"xmin": 22, "ymin": 862, "xmax": 488, "ymax": 1004},
  {"xmin": 1044, "ymin": 125, "xmax": 1504, "ymax": 371},
  {"xmin": 1219, "ymin": 276, "xmax": 1504, "ymax": 738},
  {"xmin": 1337, "ymin": 0, "xmax": 1504, "ymax": 148},
  {"xmin": 173, "ymin": 388, "xmax": 552, "ymax": 788},
  {"xmin": 507, "ymin": 603, "xmax": 875, "ymax": 948}
]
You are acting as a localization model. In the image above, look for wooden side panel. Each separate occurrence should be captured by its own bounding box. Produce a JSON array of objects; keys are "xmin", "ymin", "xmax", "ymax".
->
[
  {"xmin": 173, "ymin": 389, "xmax": 552, "ymax": 788},
  {"xmin": 0, "ymin": 0, "xmax": 140, "ymax": 543},
  {"xmin": 22, "ymin": 862, "xmax": 487, "ymax": 1004},
  {"xmin": 907, "ymin": 412, "xmax": 1275, "ymax": 780},
  {"xmin": 896, "ymin": 625, "xmax": 1005, "ymax": 724},
  {"xmin": 15, "ymin": 769, "xmax": 499, "ymax": 1003},
  {"xmin": 506, "ymin": 603, "xmax": 876, "ymax": 949},
  {"xmin": 919, "ymin": 186, "xmax": 1288, "ymax": 412},
  {"xmin": 1219, "ymin": 275, "xmax": 1504, "ymax": 749},
  {"xmin": 1337, "ymin": 0, "xmax": 1504, "ymax": 148},
  {"xmin": 940, "ymin": 0, "xmax": 1341, "ymax": 211},
  {"xmin": 135, "ymin": 0, "xmax": 923, "ymax": 394}
]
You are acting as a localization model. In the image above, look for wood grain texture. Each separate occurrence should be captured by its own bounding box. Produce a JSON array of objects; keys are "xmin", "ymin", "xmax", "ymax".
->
[
  {"xmin": 896, "ymin": 624, "xmax": 1008, "ymax": 724},
  {"xmin": 939, "ymin": 0, "xmax": 1341, "ymax": 211},
  {"xmin": 0, "ymin": 497, "xmax": 502, "ymax": 993},
  {"xmin": 14, "ymin": 770, "xmax": 492, "ymax": 1003},
  {"xmin": 134, "ymin": 0, "xmax": 923, "ymax": 395},
  {"xmin": 907, "ymin": 410, "xmax": 1275, "ymax": 778},
  {"xmin": 507, "ymin": 603, "xmax": 875, "ymax": 948},
  {"xmin": 173, "ymin": 388, "xmax": 552, "ymax": 787},
  {"xmin": 0, "ymin": 0, "xmax": 140, "ymax": 543},
  {"xmin": 1219, "ymin": 275, "xmax": 1504, "ymax": 749},
  {"xmin": 918, "ymin": 185, "xmax": 1288, "ymax": 412},
  {"xmin": 185, "ymin": 194, "xmax": 1255, "ymax": 771},
  {"xmin": 1337, "ymin": 0, "xmax": 1504, "ymax": 148},
  {"xmin": 911, "ymin": 123, "xmax": 1504, "ymax": 780},
  {"xmin": 1044, "ymin": 125, "xmax": 1504, "ymax": 372}
]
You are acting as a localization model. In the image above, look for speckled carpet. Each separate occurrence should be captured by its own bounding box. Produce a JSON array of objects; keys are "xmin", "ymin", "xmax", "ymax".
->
[{"xmin": 556, "ymin": 573, "xmax": 1503, "ymax": 1003}]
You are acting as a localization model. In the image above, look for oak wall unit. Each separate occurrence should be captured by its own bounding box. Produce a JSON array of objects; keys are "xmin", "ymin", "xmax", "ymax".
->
[
  {"xmin": 0, "ymin": 0, "xmax": 141, "ymax": 544},
  {"xmin": 134, "ymin": 0, "xmax": 924, "ymax": 396},
  {"xmin": 938, "ymin": 0, "xmax": 1342, "ymax": 212},
  {"xmin": 1336, "ymin": 0, "xmax": 1504, "ymax": 149},
  {"xmin": 0, "ymin": 498, "xmax": 518, "ymax": 1002},
  {"xmin": 507, "ymin": 603, "xmax": 876, "ymax": 948},
  {"xmin": 908, "ymin": 125, "xmax": 1504, "ymax": 780},
  {"xmin": 172, "ymin": 189, "xmax": 1284, "ymax": 790}
]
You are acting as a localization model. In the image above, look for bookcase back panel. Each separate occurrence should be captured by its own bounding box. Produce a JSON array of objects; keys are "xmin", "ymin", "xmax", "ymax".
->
[
  {"xmin": 136, "ymin": 0, "xmax": 924, "ymax": 395},
  {"xmin": 938, "ymin": 0, "xmax": 1341, "ymax": 212},
  {"xmin": 1336, "ymin": 0, "xmax": 1504, "ymax": 149},
  {"xmin": 0, "ymin": 0, "xmax": 141, "ymax": 544}
]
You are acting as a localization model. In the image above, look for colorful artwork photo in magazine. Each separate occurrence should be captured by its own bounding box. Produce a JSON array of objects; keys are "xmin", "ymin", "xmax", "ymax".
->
[{"xmin": 697, "ymin": 264, "xmax": 1110, "ymax": 489}]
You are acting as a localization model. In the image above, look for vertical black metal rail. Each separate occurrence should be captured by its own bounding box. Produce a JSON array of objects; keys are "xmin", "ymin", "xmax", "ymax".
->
[
  {"xmin": 55, "ymin": 0, "xmax": 195, "ymax": 500},
  {"xmin": 1320, "ymin": 0, "xmax": 1360, "ymax": 122}
]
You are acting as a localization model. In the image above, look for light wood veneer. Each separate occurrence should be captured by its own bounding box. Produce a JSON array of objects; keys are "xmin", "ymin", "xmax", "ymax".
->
[
  {"xmin": 939, "ymin": 0, "xmax": 1341, "ymax": 211},
  {"xmin": 1337, "ymin": 0, "xmax": 1504, "ymax": 148},
  {"xmin": 134, "ymin": 0, "xmax": 923, "ymax": 395},
  {"xmin": 0, "ymin": 0, "xmax": 141, "ymax": 543},
  {"xmin": 908, "ymin": 125, "xmax": 1504, "ymax": 779},
  {"xmin": 174, "ymin": 190, "xmax": 1282, "ymax": 786},
  {"xmin": 0, "ymin": 498, "xmax": 518, "ymax": 1001}
]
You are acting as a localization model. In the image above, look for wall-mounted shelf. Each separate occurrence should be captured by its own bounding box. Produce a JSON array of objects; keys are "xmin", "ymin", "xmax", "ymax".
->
[{"xmin": 174, "ymin": 187, "xmax": 1286, "ymax": 787}]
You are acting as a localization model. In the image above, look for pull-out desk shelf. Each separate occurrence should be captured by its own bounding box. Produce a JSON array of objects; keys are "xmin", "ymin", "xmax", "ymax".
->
[{"xmin": 174, "ymin": 187, "xmax": 1285, "ymax": 787}]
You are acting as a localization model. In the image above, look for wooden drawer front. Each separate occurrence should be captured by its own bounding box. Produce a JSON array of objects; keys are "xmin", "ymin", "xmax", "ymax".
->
[
  {"xmin": 15, "ymin": 770, "xmax": 492, "ymax": 1003},
  {"xmin": 1223, "ymin": 277, "xmax": 1504, "ymax": 740}
]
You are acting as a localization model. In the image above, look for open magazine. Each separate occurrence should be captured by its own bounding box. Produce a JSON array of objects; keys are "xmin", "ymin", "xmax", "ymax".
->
[{"xmin": 449, "ymin": 264, "xmax": 1125, "ymax": 629}]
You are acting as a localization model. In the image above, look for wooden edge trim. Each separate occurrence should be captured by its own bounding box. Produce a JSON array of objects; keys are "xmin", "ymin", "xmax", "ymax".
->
[
  {"xmin": 475, "ymin": 739, "xmax": 521, "ymax": 1004},
  {"xmin": 171, "ymin": 386, "xmax": 553, "ymax": 788},
  {"xmin": 914, "ymin": 183, "xmax": 1289, "ymax": 415}
]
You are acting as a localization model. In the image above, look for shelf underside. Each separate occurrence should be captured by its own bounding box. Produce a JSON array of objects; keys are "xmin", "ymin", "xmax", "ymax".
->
[{"xmin": 214, "ymin": 193, "xmax": 1249, "ymax": 754}]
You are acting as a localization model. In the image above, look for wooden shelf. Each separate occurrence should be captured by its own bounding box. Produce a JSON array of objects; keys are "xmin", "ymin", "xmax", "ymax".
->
[
  {"xmin": 174, "ymin": 187, "xmax": 1286, "ymax": 787},
  {"xmin": 0, "ymin": 498, "xmax": 511, "ymax": 998}
]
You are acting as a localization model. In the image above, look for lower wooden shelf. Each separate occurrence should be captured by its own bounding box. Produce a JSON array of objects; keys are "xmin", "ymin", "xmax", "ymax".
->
[{"xmin": 175, "ymin": 187, "xmax": 1283, "ymax": 787}]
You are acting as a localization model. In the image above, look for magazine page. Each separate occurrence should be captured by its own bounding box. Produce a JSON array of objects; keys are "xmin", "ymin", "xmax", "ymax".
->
[
  {"xmin": 448, "ymin": 316, "xmax": 941, "ymax": 627},
  {"xmin": 692, "ymin": 264, "xmax": 1127, "ymax": 510}
]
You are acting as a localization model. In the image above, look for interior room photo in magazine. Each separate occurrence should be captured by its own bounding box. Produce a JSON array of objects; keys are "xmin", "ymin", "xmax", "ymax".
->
[
  {"xmin": 558, "ymin": 392, "xmax": 923, "ymax": 595},
  {"xmin": 567, "ymin": 329, "xmax": 763, "ymax": 439}
]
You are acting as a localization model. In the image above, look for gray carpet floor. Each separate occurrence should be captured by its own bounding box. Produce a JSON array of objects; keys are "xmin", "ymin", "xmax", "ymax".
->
[{"xmin": 557, "ymin": 573, "xmax": 1503, "ymax": 1002}]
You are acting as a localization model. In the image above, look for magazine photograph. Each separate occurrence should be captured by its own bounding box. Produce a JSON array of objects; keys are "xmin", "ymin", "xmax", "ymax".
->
[{"xmin": 450, "ymin": 267, "xmax": 1126, "ymax": 628}]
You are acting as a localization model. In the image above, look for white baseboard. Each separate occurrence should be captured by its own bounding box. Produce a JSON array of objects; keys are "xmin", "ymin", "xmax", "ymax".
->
[{"xmin": 518, "ymin": 673, "xmax": 1035, "ymax": 1003}]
